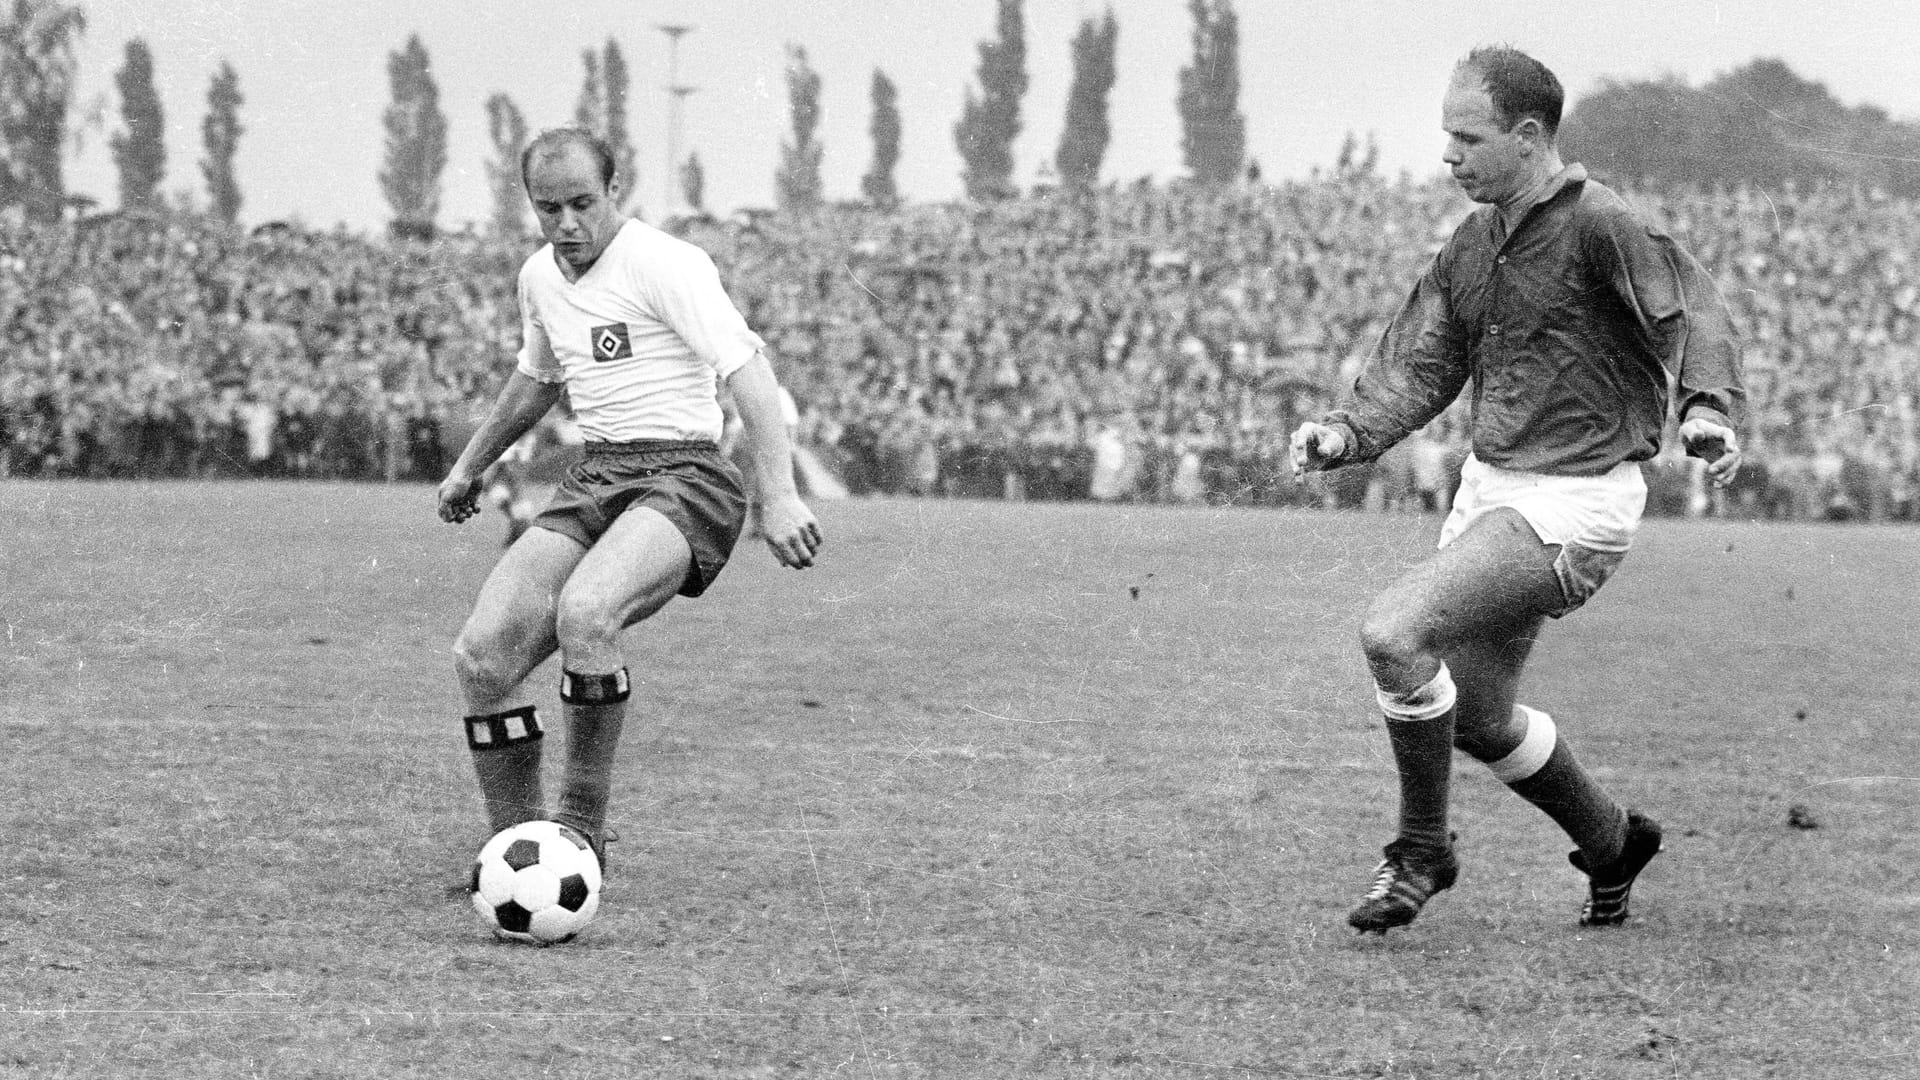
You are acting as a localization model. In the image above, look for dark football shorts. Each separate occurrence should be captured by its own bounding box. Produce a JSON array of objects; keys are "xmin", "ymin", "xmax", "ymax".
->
[{"xmin": 531, "ymin": 440, "xmax": 747, "ymax": 597}]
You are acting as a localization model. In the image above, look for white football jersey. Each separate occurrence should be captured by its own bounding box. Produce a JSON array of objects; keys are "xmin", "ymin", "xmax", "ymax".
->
[{"xmin": 516, "ymin": 219, "xmax": 765, "ymax": 443}]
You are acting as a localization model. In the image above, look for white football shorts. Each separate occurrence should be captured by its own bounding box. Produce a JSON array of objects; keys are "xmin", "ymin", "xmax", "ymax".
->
[{"xmin": 1438, "ymin": 454, "xmax": 1648, "ymax": 616}]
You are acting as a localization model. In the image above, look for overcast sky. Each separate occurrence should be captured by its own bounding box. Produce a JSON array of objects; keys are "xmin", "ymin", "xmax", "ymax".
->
[{"xmin": 59, "ymin": 0, "xmax": 1920, "ymax": 233}]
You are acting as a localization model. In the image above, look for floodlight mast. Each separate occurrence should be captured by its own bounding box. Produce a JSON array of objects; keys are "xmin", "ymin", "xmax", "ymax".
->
[{"xmin": 657, "ymin": 24, "xmax": 697, "ymax": 215}]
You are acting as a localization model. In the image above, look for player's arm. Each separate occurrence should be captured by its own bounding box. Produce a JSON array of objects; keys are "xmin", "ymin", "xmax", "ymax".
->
[
  {"xmin": 438, "ymin": 371, "xmax": 564, "ymax": 524},
  {"xmin": 646, "ymin": 240, "xmax": 822, "ymax": 567},
  {"xmin": 725, "ymin": 351, "xmax": 822, "ymax": 569},
  {"xmin": 1599, "ymin": 214, "xmax": 1747, "ymax": 487},
  {"xmin": 1673, "ymin": 292, "xmax": 1745, "ymax": 487},
  {"xmin": 1293, "ymin": 262, "xmax": 1468, "ymax": 482}
]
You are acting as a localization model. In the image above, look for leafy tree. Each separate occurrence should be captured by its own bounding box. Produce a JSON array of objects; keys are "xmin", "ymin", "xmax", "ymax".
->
[
  {"xmin": 379, "ymin": 33, "xmax": 447, "ymax": 241},
  {"xmin": 1559, "ymin": 58, "xmax": 1920, "ymax": 194},
  {"xmin": 1054, "ymin": 7, "xmax": 1117, "ymax": 189},
  {"xmin": 484, "ymin": 92, "xmax": 529, "ymax": 239},
  {"xmin": 111, "ymin": 37, "xmax": 165, "ymax": 213},
  {"xmin": 775, "ymin": 43, "xmax": 823, "ymax": 212},
  {"xmin": 953, "ymin": 0, "xmax": 1026, "ymax": 201},
  {"xmin": 0, "ymin": 0, "xmax": 88, "ymax": 221},
  {"xmin": 1177, "ymin": 0, "xmax": 1245, "ymax": 185},
  {"xmin": 1698, "ymin": 58, "xmax": 1860, "ymax": 189},
  {"xmin": 201, "ymin": 60, "xmax": 243, "ymax": 225},
  {"xmin": 1560, "ymin": 75, "xmax": 1725, "ymax": 188},
  {"xmin": 681, "ymin": 150, "xmax": 705, "ymax": 215},
  {"xmin": 861, "ymin": 69, "xmax": 901, "ymax": 207}
]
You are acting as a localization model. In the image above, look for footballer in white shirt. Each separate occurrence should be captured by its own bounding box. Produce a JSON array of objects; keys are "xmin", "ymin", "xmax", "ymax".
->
[{"xmin": 436, "ymin": 128, "xmax": 823, "ymax": 875}]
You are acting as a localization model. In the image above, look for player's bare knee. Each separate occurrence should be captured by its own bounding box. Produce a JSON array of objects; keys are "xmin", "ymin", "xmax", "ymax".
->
[
  {"xmin": 453, "ymin": 629, "xmax": 520, "ymax": 700},
  {"xmin": 553, "ymin": 594, "xmax": 623, "ymax": 660},
  {"xmin": 1358, "ymin": 603, "xmax": 1429, "ymax": 674}
]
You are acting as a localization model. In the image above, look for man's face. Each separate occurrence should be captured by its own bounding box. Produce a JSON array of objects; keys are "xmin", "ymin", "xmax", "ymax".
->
[
  {"xmin": 1441, "ymin": 72, "xmax": 1528, "ymax": 205},
  {"xmin": 526, "ymin": 144, "xmax": 624, "ymax": 275}
]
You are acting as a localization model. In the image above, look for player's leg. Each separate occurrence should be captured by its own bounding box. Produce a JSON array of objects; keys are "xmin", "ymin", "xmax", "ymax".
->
[
  {"xmin": 453, "ymin": 527, "xmax": 588, "ymax": 832},
  {"xmin": 546, "ymin": 505, "xmax": 696, "ymax": 857},
  {"xmin": 1361, "ymin": 509, "xmax": 1561, "ymax": 836},
  {"xmin": 1450, "ymin": 627, "xmax": 1632, "ymax": 862},
  {"xmin": 1442, "ymin": 546, "xmax": 1657, "ymax": 926},
  {"xmin": 1347, "ymin": 507, "xmax": 1561, "ymax": 931}
]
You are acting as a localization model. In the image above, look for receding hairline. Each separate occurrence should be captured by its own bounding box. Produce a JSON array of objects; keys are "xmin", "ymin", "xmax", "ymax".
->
[
  {"xmin": 1452, "ymin": 44, "xmax": 1564, "ymax": 136},
  {"xmin": 519, "ymin": 128, "xmax": 617, "ymax": 191}
]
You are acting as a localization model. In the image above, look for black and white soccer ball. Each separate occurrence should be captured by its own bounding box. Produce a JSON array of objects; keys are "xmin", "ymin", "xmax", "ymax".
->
[{"xmin": 468, "ymin": 820, "xmax": 603, "ymax": 944}]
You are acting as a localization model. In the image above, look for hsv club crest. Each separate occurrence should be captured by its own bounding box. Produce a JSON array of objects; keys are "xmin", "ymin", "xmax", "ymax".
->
[{"xmin": 590, "ymin": 323, "xmax": 632, "ymax": 362}]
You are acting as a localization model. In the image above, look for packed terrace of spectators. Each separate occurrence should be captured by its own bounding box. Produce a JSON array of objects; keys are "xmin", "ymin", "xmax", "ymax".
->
[{"xmin": 2, "ymin": 174, "xmax": 1914, "ymax": 520}]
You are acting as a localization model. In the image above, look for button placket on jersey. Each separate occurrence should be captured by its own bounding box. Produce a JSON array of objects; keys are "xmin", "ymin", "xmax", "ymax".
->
[
  {"xmin": 1486, "ymin": 241, "xmax": 1511, "ymax": 345},
  {"xmin": 1480, "ymin": 230, "xmax": 1514, "ymax": 407}
]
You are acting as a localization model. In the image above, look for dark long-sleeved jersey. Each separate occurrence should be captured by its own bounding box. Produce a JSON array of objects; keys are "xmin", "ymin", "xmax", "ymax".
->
[{"xmin": 1326, "ymin": 165, "xmax": 1745, "ymax": 477}]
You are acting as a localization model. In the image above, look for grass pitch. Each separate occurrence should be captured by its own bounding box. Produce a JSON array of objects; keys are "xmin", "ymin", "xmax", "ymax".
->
[{"xmin": 1, "ymin": 481, "xmax": 1915, "ymax": 1078}]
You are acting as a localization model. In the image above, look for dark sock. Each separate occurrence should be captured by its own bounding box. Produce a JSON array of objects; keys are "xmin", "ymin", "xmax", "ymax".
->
[
  {"xmin": 1378, "ymin": 665, "xmax": 1457, "ymax": 852},
  {"xmin": 555, "ymin": 668, "xmax": 630, "ymax": 839},
  {"xmin": 1493, "ymin": 707, "xmax": 1627, "ymax": 865},
  {"xmin": 466, "ymin": 706, "xmax": 545, "ymax": 833},
  {"xmin": 1386, "ymin": 714, "xmax": 1456, "ymax": 851}
]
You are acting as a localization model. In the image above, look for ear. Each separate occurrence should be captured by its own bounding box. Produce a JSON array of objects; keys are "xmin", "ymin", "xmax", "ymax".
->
[{"xmin": 1511, "ymin": 116, "xmax": 1545, "ymax": 153}]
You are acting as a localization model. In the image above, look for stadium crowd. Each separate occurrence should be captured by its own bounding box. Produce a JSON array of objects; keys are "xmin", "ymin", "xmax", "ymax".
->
[{"xmin": 3, "ymin": 174, "xmax": 1915, "ymax": 521}]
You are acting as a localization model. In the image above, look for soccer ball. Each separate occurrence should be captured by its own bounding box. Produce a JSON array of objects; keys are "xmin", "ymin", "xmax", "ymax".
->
[{"xmin": 468, "ymin": 820, "xmax": 603, "ymax": 944}]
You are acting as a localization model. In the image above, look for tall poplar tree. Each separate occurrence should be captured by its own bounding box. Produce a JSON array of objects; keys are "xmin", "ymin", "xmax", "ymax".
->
[
  {"xmin": 681, "ymin": 150, "xmax": 706, "ymax": 215},
  {"xmin": 601, "ymin": 39, "xmax": 637, "ymax": 206},
  {"xmin": 572, "ymin": 41, "xmax": 638, "ymax": 209},
  {"xmin": 1055, "ymin": 7, "xmax": 1117, "ymax": 190},
  {"xmin": 379, "ymin": 34, "xmax": 448, "ymax": 241},
  {"xmin": 201, "ymin": 61, "xmax": 244, "ymax": 225},
  {"xmin": 484, "ymin": 92, "xmax": 530, "ymax": 239},
  {"xmin": 573, "ymin": 49, "xmax": 605, "ymax": 134},
  {"xmin": 861, "ymin": 69, "xmax": 901, "ymax": 207},
  {"xmin": 775, "ymin": 43, "xmax": 823, "ymax": 212},
  {"xmin": 1177, "ymin": 0, "xmax": 1245, "ymax": 185},
  {"xmin": 953, "ymin": 0, "xmax": 1026, "ymax": 201},
  {"xmin": 111, "ymin": 37, "xmax": 165, "ymax": 212},
  {"xmin": 0, "ymin": 0, "xmax": 88, "ymax": 221}
]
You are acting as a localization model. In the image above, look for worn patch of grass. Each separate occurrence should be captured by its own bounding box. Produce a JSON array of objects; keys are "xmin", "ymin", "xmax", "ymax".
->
[{"xmin": 1, "ymin": 482, "xmax": 1914, "ymax": 1077}]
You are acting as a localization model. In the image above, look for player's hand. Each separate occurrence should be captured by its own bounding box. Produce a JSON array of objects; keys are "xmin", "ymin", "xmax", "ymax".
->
[
  {"xmin": 438, "ymin": 470, "xmax": 484, "ymax": 524},
  {"xmin": 756, "ymin": 494, "xmax": 823, "ymax": 569},
  {"xmin": 1679, "ymin": 416, "xmax": 1742, "ymax": 488},
  {"xmin": 1289, "ymin": 422, "xmax": 1349, "ymax": 482}
]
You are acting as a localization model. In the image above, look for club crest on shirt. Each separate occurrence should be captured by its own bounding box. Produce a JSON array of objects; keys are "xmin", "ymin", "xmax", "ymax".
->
[{"xmin": 590, "ymin": 323, "xmax": 632, "ymax": 362}]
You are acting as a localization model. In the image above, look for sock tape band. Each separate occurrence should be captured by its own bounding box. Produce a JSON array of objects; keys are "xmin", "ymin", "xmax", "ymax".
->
[
  {"xmin": 1487, "ymin": 705, "xmax": 1558, "ymax": 783},
  {"xmin": 1377, "ymin": 663, "xmax": 1457, "ymax": 723},
  {"xmin": 561, "ymin": 668, "xmax": 631, "ymax": 705},
  {"xmin": 465, "ymin": 705, "xmax": 543, "ymax": 750}
]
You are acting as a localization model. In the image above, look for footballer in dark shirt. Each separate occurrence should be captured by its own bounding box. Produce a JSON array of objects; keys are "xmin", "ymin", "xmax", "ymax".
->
[{"xmin": 1291, "ymin": 46, "xmax": 1744, "ymax": 934}]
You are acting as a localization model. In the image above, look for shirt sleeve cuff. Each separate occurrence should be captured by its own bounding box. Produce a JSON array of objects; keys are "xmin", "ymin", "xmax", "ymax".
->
[
  {"xmin": 515, "ymin": 359, "xmax": 567, "ymax": 385},
  {"xmin": 1680, "ymin": 405, "xmax": 1731, "ymax": 429},
  {"xmin": 1318, "ymin": 414, "xmax": 1364, "ymax": 464}
]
